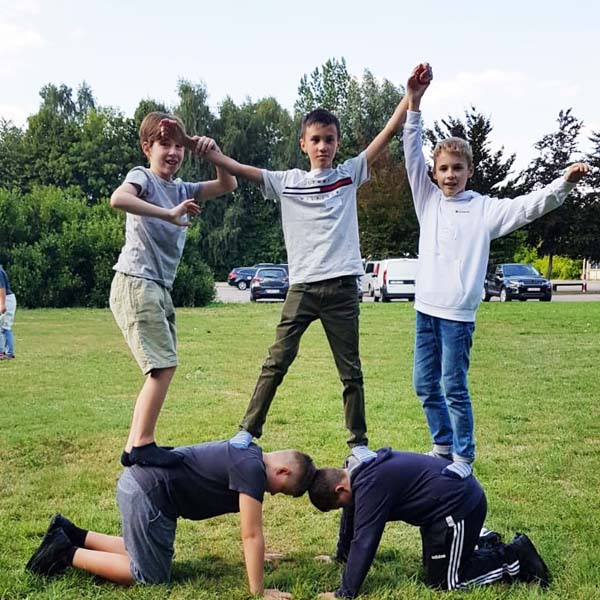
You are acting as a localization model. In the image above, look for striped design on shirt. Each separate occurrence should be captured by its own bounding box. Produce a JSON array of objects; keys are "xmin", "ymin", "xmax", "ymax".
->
[{"xmin": 283, "ymin": 177, "xmax": 353, "ymax": 196}]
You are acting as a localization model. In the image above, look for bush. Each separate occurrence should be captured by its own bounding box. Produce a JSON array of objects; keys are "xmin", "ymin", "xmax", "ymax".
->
[{"xmin": 513, "ymin": 246, "xmax": 582, "ymax": 279}]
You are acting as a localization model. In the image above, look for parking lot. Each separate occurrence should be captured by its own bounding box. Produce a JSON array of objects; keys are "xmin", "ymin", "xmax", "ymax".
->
[{"xmin": 215, "ymin": 281, "xmax": 600, "ymax": 303}]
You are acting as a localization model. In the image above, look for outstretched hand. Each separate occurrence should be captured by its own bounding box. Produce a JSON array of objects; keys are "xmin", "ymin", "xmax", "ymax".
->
[
  {"xmin": 189, "ymin": 135, "xmax": 221, "ymax": 156},
  {"xmin": 166, "ymin": 198, "xmax": 202, "ymax": 226},
  {"xmin": 406, "ymin": 63, "xmax": 433, "ymax": 101},
  {"xmin": 159, "ymin": 118, "xmax": 188, "ymax": 147},
  {"xmin": 315, "ymin": 555, "xmax": 335, "ymax": 564},
  {"xmin": 565, "ymin": 162, "xmax": 590, "ymax": 183}
]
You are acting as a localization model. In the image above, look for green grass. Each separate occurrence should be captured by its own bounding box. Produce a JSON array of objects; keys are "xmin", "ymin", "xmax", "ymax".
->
[{"xmin": 1, "ymin": 301, "xmax": 599, "ymax": 599}]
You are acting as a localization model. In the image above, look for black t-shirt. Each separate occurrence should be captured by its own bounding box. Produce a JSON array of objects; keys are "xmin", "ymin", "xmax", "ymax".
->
[{"xmin": 128, "ymin": 441, "xmax": 266, "ymax": 520}]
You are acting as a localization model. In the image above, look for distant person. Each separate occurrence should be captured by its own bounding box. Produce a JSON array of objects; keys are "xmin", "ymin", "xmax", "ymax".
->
[
  {"xmin": 404, "ymin": 64, "xmax": 590, "ymax": 478},
  {"xmin": 26, "ymin": 440, "xmax": 315, "ymax": 599},
  {"xmin": 110, "ymin": 112, "xmax": 237, "ymax": 467},
  {"xmin": 161, "ymin": 63, "xmax": 428, "ymax": 463},
  {"xmin": 0, "ymin": 263, "xmax": 16, "ymax": 360},
  {"xmin": 309, "ymin": 449, "xmax": 550, "ymax": 598}
]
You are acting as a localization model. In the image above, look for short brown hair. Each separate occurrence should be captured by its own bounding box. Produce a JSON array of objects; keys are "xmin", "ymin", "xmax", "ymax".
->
[
  {"xmin": 139, "ymin": 111, "xmax": 185, "ymax": 147},
  {"xmin": 433, "ymin": 137, "xmax": 473, "ymax": 169},
  {"xmin": 300, "ymin": 108, "xmax": 341, "ymax": 139},
  {"xmin": 287, "ymin": 451, "xmax": 318, "ymax": 497},
  {"xmin": 308, "ymin": 468, "xmax": 346, "ymax": 511}
]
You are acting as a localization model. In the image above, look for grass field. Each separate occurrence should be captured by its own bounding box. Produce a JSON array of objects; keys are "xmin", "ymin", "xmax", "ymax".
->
[{"xmin": 1, "ymin": 301, "xmax": 599, "ymax": 599}]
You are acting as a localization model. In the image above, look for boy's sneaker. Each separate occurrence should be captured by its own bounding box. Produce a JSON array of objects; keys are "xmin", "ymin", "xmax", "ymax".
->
[
  {"xmin": 230, "ymin": 430, "xmax": 253, "ymax": 449},
  {"xmin": 478, "ymin": 527, "xmax": 503, "ymax": 549},
  {"xmin": 46, "ymin": 514, "xmax": 88, "ymax": 548},
  {"xmin": 510, "ymin": 533, "xmax": 551, "ymax": 587},
  {"xmin": 26, "ymin": 527, "xmax": 74, "ymax": 577}
]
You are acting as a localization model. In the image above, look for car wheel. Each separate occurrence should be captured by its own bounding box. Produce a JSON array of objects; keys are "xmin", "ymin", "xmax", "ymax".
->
[
  {"xmin": 499, "ymin": 287, "xmax": 511, "ymax": 302},
  {"xmin": 237, "ymin": 280, "xmax": 248, "ymax": 291},
  {"xmin": 250, "ymin": 293, "xmax": 257, "ymax": 302},
  {"xmin": 481, "ymin": 287, "xmax": 491, "ymax": 302},
  {"xmin": 381, "ymin": 292, "xmax": 390, "ymax": 303}
]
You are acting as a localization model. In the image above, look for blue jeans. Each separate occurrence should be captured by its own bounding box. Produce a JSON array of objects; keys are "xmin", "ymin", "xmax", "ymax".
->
[{"xmin": 413, "ymin": 311, "xmax": 475, "ymax": 461}]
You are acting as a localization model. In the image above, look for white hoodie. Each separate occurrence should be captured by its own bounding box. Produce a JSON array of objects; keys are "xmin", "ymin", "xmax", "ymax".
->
[{"xmin": 403, "ymin": 110, "xmax": 576, "ymax": 322}]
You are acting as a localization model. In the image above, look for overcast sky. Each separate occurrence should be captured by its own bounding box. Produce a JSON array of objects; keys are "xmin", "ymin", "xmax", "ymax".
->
[{"xmin": 1, "ymin": 0, "xmax": 598, "ymax": 170}]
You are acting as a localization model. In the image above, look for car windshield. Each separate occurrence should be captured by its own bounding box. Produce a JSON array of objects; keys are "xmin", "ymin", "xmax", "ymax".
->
[
  {"xmin": 503, "ymin": 264, "xmax": 540, "ymax": 277},
  {"xmin": 257, "ymin": 269, "xmax": 285, "ymax": 279}
]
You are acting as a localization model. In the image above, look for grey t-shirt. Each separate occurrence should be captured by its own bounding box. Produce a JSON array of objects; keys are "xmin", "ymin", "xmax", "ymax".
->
[
  {"xmin": 112, "ymin": 167, "xmax": 202, "ymax": 289},
  {"xmin": 128, "ymin": 441, "xmax": 266, "ymax": 520},
  {"xmin": 261, "ymin": 152, "xmax": 369, "ymax": 285}
]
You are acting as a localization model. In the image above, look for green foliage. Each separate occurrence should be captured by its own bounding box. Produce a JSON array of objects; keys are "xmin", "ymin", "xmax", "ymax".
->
[{"xmin": 513, "ymin": 246, "xmax": 582, "ymax": 279}]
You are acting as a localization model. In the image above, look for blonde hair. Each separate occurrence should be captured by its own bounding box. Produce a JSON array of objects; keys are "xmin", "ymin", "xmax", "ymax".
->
[
  {"xmin": 138, "ymin": 112, "xmax": 185, "ymax": 147},
  {"xmin": 433, "ymin": 137, "xmax": 473, "ymax": 169}
]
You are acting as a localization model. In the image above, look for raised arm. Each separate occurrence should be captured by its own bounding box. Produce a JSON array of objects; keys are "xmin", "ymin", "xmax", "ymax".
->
[
  {"xmin": 239, "ymin": 494, "xmax": 291, "ymax": 599},
  {"xmin": 187, "ymin": 137, "xmax": 238, "ymax": 199},
  {"xmin": 161, "ymin": 119, "xmax": 264, "ymax": 185},
  {"xmin": 365, "ymin": 63, "xmax": 432, "ymax": 167},
  {"xmin": 110, "ymin": 183, "xmax": 201, "ymax": 226}
]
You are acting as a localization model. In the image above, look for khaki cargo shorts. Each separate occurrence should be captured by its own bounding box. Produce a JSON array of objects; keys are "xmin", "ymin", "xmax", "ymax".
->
[{"xmin": 110, "ymin": 272, "xmax": 177, "ymax": 375}]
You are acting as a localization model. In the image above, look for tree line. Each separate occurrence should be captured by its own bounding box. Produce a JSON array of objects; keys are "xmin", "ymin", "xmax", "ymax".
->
[{"xmin": 1, "ymin": 58, "xmax": 599, "ymax": 307}]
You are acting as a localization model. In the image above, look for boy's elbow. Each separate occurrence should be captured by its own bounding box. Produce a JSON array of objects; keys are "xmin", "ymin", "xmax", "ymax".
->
[
  {"xmin": 110, "ymin": 192, "xmax": 121, "ymax": 209},
  {"xmin": 228, "ymin": 178, "xmax": 238, "ymax": 193}
]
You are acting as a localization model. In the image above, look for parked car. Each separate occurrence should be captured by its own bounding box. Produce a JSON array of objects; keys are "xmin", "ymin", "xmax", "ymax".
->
[
  {"xmin": 227, "ymin": 263, "xmax": 287, "ymax": 290},
  {"xmin": 227, "ymin": 267, "xmax": 257, "ymax": 290},
  {"xmin": 373, "ymin": 258, "xmax": 417, "ymax": 302},
  {"xmin": 250, "ymin": 266, "xmax": 289, "ymax": 301},
  {"xmin": 482, "ymin": 263, "xmax": 552, "ymax": 302},
  {"xmin": 359, "ymin": 260, "xmax": 380, "ymax": 297}
]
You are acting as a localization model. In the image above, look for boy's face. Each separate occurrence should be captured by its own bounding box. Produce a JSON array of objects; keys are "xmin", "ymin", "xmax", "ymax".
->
[
  {"xmin": 300, "ymin": 123, "xmax": 340, "ymax": 170},
  {"xmin": 432, "ymin": 150, "xmax": 474, "ymax": 197},
  {"xmin": 142, "ymin": 136, "xmax": 184, "ymax": 181}
]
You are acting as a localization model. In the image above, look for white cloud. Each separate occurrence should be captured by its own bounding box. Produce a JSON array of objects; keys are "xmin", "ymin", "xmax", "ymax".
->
[
  {"xmin": 0, "ymin": 104, "xmax": 31, "ymax": 126},
  {"xmin": 0, "ymin": 22, "xmax": 44, "ymax": 56},
  {"xmin": 12, "ymin": 0, "xmax": 41, "ymax": 15}
]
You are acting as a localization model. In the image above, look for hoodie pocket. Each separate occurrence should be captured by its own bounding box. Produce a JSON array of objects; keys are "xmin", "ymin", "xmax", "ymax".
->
[{"xmin": 417, "ymin": 251, "xmax": 465, "ymax": 308}]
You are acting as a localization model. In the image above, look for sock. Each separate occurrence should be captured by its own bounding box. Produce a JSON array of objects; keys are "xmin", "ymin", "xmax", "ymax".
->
[
  {"xmin": 121, "ymin": 445, "xmax": 174, "ymax": 467},
  {"xmin": 120, "ymin": 450, "xmax": 133, "ymax": 467},
  {"xmin": 230, "ymin": 430, "xmax": 253, "ymax": 449},
  {"xmin": 129, "ymin": 442, "xmax": 183, "ymax": 467},
  {"xmin": 54, "ymin": 516, "xmax": 89, "ymax": 548},
  {"xmin": 442, "ymin": 461, "xmax": 473, "ymax": 479},
  {"xmin": 351, "ymin": 445, "xmax": 377, "ymax": 463}
]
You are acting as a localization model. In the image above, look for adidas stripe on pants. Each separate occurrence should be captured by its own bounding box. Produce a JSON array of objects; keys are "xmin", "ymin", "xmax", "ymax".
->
[{"xmin": 420, "ymin": 494, "xmax": 520, "ymax": 590}]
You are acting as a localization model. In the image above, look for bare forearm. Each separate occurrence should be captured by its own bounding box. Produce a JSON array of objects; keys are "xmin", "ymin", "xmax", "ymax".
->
[
  {"xmin": 110, "ymin": 190, "xmax": 172, "ymax": 220},
  {"xmin": 243, "ymin": 535, "xmax": 265, "ymax": 595},
  {"xmin": 207, "ymin": 149, "xmax": 263, "ymax": 184},
  {"xmin": 407, "ymin": 94, "xmax": 422, "ymax": 112},
  {"xmin": 0, "ymin": 288, "xmax": 6, "ymax": 312},
  {"xmin": 366, "ymin": 96, "xmax": 409, "ymax": 165},
  {"xmin": 215, "ymin": 163, "xmax": 238, "ymax": 192}
]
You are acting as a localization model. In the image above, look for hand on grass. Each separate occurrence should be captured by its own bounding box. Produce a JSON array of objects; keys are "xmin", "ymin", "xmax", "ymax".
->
[
  {"xmin": 263, "ymin": 589, "xmax": 292, "ymax": 599},
  {"xmin": 166, "ymin": 198, "xmax": 202, "ymax": 226},
  {"xmin": 318, "ymin": 593, "xmax": 337, "ymax": 599},
  {"xmin": 264, "ymin": 552, "xmax": 285, "ymax": 565},
  {"xmin": 315, "ymin": 555, "xmax": 335, "ymax": 564},
  {"xmin": 565, "ymin": 162, "xmax": 590, "ymax": 183}
]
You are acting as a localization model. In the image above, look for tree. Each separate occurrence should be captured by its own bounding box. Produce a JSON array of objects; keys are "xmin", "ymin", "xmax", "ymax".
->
[{"xmin": 512, "ymin": 109, "xmax": 584, "ymax": 276}]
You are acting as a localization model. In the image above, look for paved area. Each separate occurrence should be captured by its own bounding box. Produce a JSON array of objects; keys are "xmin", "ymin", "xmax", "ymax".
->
[{"xmin": 216, "ymin": 281, "xmax": 600, "ymax": 304}]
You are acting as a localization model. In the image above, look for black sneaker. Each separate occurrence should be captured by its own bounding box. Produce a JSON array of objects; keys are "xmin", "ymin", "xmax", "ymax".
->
[
  {"xmin": 47, "ymin": 514, "xmax": 86, "ymax": 547},
  {"xmin": 511, "ymin": 533, "xmax": 551, "ymax": 588},
  {"xmin": 478, "ymin": 528, "xmax": 503, "ymax": 549},
  {"xmin": 25, "ymin": 526, "xmax": 74, "ymax": 577}
]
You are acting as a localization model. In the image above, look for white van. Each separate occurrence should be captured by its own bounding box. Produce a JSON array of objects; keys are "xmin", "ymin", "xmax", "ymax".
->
[{"xmin": 373, "ymin": 258, "xmax": 417, "ymax": 302}]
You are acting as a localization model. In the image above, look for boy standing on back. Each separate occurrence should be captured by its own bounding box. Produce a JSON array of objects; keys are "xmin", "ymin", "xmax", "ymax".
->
[
  {"xmin": 162, "ymin": 65, "xmax": 425, "ymax": 461},
  {"xmin": 110, "ymin": 112, "xmax": 237, "ymax": 468},
  {"xmin": 404, "ymin": 65, "xmax": 589, "ymax": 479}
]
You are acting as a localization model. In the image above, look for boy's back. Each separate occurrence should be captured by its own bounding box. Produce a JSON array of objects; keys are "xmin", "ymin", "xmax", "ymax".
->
[{"xmin": 125, "ymin": 441, "xmax": 266, "ymax": 520}]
